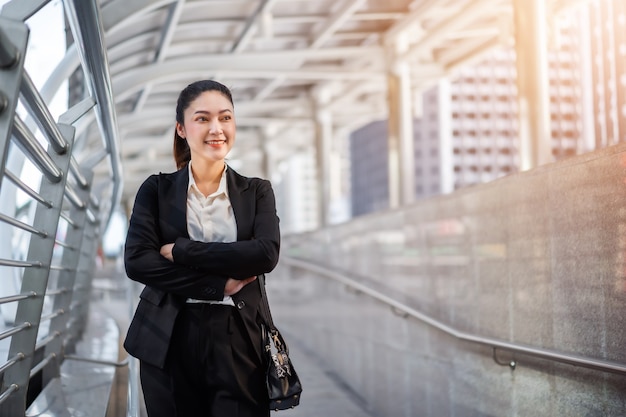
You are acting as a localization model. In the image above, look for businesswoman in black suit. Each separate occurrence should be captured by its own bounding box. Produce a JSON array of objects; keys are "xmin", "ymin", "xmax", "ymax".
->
[{"xmin": 124, "ymin": 80, "xmax": 279, "ymax": 417}]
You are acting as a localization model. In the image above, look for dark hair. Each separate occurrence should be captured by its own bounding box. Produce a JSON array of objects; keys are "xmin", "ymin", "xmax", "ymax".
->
[{"xmin": 173, "ymin": 80, "xmax": 234, "ymax": 169}]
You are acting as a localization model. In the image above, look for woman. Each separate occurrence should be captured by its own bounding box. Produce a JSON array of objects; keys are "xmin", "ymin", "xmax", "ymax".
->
[{"xmin": 124, "ymin": 80, "xmax": 280, "ymax": 417}]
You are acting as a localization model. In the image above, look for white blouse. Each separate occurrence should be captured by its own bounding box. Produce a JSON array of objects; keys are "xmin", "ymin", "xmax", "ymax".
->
[{"xmin": 186, "ymin": 161, "xmax": 237, "ymax": 305}]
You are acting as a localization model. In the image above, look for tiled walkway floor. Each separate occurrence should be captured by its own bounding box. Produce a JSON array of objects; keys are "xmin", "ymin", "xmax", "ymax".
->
[
  {"xmin": 92, "ymin": 261, "xmax": 376, "ymax": 417},
  {"xmin": 269, "ymin": 331, "xmax": 376, "ymax": 417}
]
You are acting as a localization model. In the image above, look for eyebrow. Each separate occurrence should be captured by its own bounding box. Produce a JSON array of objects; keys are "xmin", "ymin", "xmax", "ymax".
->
[{"xmin": 193, "ymin": 109, "xmax": 233, "ymax": 115}]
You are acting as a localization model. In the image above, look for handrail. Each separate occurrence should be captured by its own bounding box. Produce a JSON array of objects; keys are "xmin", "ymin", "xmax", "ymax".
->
[
  {"xmin": 65, "ymin": 182, "xmax": 87, "ymax": 209},
  {"xmin": 64, "ymin": 354, "xmax": 129, "ymax": 368},
  {"xmin": 63, "ymin": 0, "xmax": 123, "ymax": 230},
  {"xmin": 0, "ymin": 322, "xmax": 31, "ymax": 342},
  {"xmin": 4, "ymin": 169, "xmax": 53, "ymax": 208},
  {"xmin": 12, "ymin": 115, "xmax": 63, "ymax": 183},
  {"xmin": 0, "ymin": 212, "xmax": 47, "ymax": 237},
  {"xmin": 282, "ymin": 256, "xmax": 626, "ymax": 376},
  {"xmin": 20, "ymin": 72, "xmax": 68, "ymax": 154},
  {"xmin": 0, "ymin": 292, "xmax": 36, "ymax": 305}
]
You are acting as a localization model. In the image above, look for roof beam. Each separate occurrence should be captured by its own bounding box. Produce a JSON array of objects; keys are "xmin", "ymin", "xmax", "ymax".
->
[
  {"xmin": 101, "ymin": 0, "xmax": 170, "ymax": 32},
  {"xmin": 310, "ymin": 0, "xmax": 366, "ymax": 49},
  {"xmin": 383, "ymin": 0, "xmax": 441, "ymax": 43},
  {"xmin": 133, "ymin": 0, "xmax": 185, "ymax": 113},
  {"xmin": 108, "ymin": 43, "xmax": 382, "ymax": 68},
  {"xmin": 113, "ymin": 56, "xmax": 385, "ymax": 102},
  {"xmin": 436, "ymin": 29, "xmax": 503, "ymax": 69},
  {"xmin": 401, "ymin": 0, "xmax": 506, "ymax": 62},
  {"xmin": 253, "ymin": 77, "xmax": 286, "ymax": 103},
  {"xmin": 231, "ymin": 0, "xmax": 279, "ymax": 53}
]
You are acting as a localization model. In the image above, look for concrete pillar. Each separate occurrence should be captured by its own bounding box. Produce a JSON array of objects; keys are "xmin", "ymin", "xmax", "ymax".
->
[
  {"xmin": 258, "ymin": 126, "xmax": 275, "ymax": 181},
  {"xmin": 577, "ymin": 7, "xmax": 596, "ymax": 154},
  {"xmin": 314, "ymin": 105, "xmax": 332, "ymax": 227},
  {"xmin": 328, "ymin": 127, "xmax": 351, "ymax": 224},
  {"xmin": 513, "ymin": 0, "xmax": 553, "ymax": 170},
  {"xmin": 438, "ymin": 79, "xmax": 454, "ymax": 194},
  {"xmin": 387, "ymin": 53, "xmax": 415, "ymax": 208}
]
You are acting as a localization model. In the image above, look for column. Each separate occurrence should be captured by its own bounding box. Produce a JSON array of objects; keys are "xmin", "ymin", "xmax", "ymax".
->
[
  {"xmin": 314, "ymin": 103, "xmax": 332, "ymax": 228},
  {"xmin": 258, "ymin": 126, "xmax": 276, "ymax": 181},
  {"xmin": 387, "ymin": 51, "xmax": 415, "ymax": 208},
  {"xmin": 438, "ymin": 79, "xmax": 454, "ymax": 194},
  {"xmin": 513, "ymin": 0, "xmax": 553, "ymax": 170}
]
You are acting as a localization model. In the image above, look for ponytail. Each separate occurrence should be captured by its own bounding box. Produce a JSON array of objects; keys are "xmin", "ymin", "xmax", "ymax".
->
[{"xmin": 173, "ymin": 128, "xmax": 190, "ymax": 169}]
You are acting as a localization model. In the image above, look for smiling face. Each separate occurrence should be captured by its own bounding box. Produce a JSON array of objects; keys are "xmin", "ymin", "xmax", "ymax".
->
[{"xmin": 176, "ymin": 90, "xmax": 235, "ymax": 165}]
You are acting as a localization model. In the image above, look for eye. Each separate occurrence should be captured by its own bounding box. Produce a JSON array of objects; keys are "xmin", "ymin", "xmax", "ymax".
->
[
  {"xmin": 221, "ymin": 115, "xmax": 232, "ymax": 121},
  {"xmin": 196, "ymin": 116, "xmax": 208, "ymax": 122}
]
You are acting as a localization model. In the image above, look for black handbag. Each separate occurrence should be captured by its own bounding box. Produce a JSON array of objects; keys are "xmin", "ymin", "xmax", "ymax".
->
[{"xmin": 258, "ymin": 274, "xmax": 302, "ymax": 411}]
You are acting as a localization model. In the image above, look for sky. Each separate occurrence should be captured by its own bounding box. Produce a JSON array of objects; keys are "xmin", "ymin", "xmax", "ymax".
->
[
  {"xmin": 5, "ymin": 0, "xmax": 68, "ymax": 115},
  {"xmin": 1, "ymin": 0, "xmax": 67, "ymax": 198}
]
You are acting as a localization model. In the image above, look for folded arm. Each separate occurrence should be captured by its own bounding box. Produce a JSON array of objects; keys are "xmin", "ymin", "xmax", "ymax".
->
[
  {"xmin": 124, "ymin": 175, "xmax": 228, "ymax": 300},
  {"xmin": 171, "ymin": 179, "xmax": 280, "ymax": 279}
]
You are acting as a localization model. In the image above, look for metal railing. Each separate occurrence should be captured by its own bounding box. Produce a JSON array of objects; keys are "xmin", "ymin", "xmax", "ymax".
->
[
  {"xmin": 282, "ymin": 256, "xmax": 626, "ymax": 376},
  {"xmin": 0, "ymin": 1, "xmax": 128, "ymax": 415}
]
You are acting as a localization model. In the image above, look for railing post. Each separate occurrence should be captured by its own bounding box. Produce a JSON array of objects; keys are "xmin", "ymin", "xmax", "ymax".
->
[
  {"xmin": 0, "ymin": 18, "xmax": 27, "ymax": 187},
  {"xmin": 0, "ymin": 16, "xmax": 28, "ymax": 416},
  {"xmin": 1, "ymin": 118, "xmax": 75, "ymax": 416},
  {"xmin": 66, "ymin": 174, "xmax": 97, "ymax": 349},
  {"xmin": 0, "ymin": 26, "xmax": 18, "ymax": 68},
  {"xmin": 68, "ymin": 198, "xmax": 101, "ymax": 342},
  {"xmin": 42, "ymin": 126, "xmax": 88, "ymax": 386}
]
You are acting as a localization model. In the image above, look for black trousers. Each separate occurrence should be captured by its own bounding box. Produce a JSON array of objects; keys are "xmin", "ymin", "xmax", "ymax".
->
[{"xmin": 139, "ymin": 304, "xmax": 269, "ymax": 417}]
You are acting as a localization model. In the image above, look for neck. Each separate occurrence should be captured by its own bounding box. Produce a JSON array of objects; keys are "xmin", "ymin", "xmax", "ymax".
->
[{"xmin": 190, "ymin": 160, "xmax": 225, "ymax": 195}]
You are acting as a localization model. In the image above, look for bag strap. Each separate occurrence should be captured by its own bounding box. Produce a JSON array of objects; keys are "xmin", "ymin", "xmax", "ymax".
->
[
  {"xmin": 257, "ymin": 274, "xmax": 276, "ymax": 330},
  {"xmin": 258, "ymin": 274, "xmax": 290, "ymax": 354}
]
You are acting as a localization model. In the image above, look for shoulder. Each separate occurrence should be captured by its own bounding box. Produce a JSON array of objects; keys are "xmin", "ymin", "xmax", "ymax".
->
[
  {"xmin": 134, "ymin": 168, "xmax": 186, "ymax": 197},
  {"xmin": 227, "ymin": 166, "xmax": 272, "ymax": 191},
  {"xmin": 157, "ymin": 167, "xmax": 186, "ymax": 182},
  {"xmin": 139, "ymin": 168, "xmax": 186, "ymax": 188},
  {"xmin": 138, "ymin": 168, "xmax": 183, "ymax": 184},
  {"xmin": 134, "ymin": 174, "xmax": 159, "ymax": 195}
]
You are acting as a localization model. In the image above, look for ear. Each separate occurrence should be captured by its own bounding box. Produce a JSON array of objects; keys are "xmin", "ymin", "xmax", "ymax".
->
[{"xmin": 176, "ymin": 122, "xmax": 186, "ymax": 139}]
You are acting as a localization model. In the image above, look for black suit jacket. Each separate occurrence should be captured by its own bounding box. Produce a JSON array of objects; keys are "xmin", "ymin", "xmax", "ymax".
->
[{"xmin": 123, "ymin": 166, "xmax": 280, "ymax": 368}]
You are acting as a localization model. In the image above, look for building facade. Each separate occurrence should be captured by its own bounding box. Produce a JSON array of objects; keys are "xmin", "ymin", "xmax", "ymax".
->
[{"xmin": 350, "ymin": 0, "xmax": 624, "ymax": 216}]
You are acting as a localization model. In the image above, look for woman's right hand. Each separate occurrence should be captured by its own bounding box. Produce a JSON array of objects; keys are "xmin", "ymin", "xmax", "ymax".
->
[{"xmin": 224, "ymin": 276, "xmax": 257, "ymax": 296}]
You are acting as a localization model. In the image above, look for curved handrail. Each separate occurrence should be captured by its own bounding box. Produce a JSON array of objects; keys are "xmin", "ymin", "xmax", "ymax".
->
[
  {"xmin": 282, "ymin": 256, "xmax": 626, "ymax": 376},
  {"xmin": 63, "ymin": 0, "xmax": 123, "ymax": 231}
]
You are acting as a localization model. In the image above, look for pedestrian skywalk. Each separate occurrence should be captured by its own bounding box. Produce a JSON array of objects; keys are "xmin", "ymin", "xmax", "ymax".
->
[{"xmin": 85, "ymin": 260, "xmax": 379, "ymax": 417}]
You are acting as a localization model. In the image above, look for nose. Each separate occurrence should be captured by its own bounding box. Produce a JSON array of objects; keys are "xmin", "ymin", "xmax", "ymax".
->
[{"xmin": 209, "ymin": 119, "xmax": 222, "ymax": 135}]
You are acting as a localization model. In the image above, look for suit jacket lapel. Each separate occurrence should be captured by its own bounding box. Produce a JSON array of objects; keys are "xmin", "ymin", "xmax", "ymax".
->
[
  {"xmin": 169, "ymin": 168, "xmax": 190, "ymax": 238},
  {"xmin": 226, "ymin": 166, "xmax": 251, "ymax": 242}
]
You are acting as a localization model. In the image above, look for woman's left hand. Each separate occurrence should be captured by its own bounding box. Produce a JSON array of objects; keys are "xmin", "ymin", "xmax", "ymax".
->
[
  {"xmin": 160, "ymin": 243, "xmax": 175, "ymax": 261},
  {"xmin": 224, "ymin": 276, "xmax": 257, "ymax": 296}
]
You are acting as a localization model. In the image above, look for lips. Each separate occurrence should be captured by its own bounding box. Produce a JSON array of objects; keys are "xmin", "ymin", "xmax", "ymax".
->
[{"xmin": 205, "ymin": 140, "xmax": 226, "ymax": 145}]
